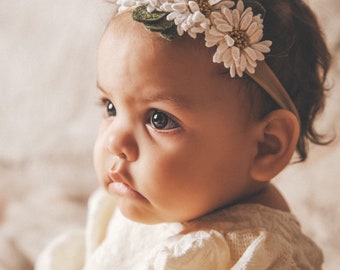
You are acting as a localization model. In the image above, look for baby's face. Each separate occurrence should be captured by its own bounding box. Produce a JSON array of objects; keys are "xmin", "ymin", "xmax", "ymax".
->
[{"xmin": 94, "ymin": 13, "xmax": 258, "ymax": 224}]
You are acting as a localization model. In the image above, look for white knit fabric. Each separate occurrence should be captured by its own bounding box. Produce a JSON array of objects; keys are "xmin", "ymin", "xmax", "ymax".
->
[{"xmin": 35, "ymin": 188, "xmax": 323, "ymax": 270}]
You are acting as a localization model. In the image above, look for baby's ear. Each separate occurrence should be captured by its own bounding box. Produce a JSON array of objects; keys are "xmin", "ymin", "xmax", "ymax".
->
[{"xmin": 250, "ymin": 110, "xmax": 300, "ymax": 182}]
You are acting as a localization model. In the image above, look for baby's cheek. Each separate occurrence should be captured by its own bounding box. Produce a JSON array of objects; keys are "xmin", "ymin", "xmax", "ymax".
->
[{"xmin": 148, "ymin": 154, "xmax": 191, "ymax": 190}]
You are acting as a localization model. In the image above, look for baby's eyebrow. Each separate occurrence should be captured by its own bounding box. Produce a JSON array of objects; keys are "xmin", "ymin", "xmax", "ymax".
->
[
  {"xmin": 96, "ymin": 82, "xmax": 193, "ymax": 110},
  {"xmin": 143, "ymin": 93, "xmax": 193, "ymax": 110},
  {"xmin": 96, "ymin": 83, "xmax": 109, "ymax": 95}
]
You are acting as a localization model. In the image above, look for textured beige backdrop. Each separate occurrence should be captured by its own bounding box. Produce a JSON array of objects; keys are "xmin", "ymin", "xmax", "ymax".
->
[{"xmin": 0, "ymin": 0, "xmax": 339, "ymax": 269}]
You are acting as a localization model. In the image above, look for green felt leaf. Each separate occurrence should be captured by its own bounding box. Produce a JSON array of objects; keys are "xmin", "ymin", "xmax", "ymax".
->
[
  {"xmin": 132, "ymin": 6, "xmax": 178, "ymax": 41},
  {"xmin": 143, "ymin": 17, "xmax": 175, "ymax": 32},
  {"xmin": 160, "ymin": 26, "xmax": 179, "ymax": 41},
  {"xmin": 132, "ymin": 6, "xmax": 167, "ymax": 22}
]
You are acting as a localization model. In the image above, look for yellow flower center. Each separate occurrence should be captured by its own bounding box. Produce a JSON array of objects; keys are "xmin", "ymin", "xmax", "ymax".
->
[
  {"xmin": 193, "ymin": 0, "xmax": 212, "ymax": 16},
  {"xmin": 228, "ymin": 29, "xmax": 249, "ymax": 49}
]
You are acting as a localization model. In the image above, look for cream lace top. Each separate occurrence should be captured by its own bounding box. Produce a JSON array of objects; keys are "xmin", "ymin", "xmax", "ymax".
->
[{"xmin": 35, "ymin": 188, "xmax": 323, "ymax": 269}]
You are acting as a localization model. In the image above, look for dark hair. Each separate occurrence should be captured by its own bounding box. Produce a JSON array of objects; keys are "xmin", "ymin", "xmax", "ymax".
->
[{"xmin": 247, "ymin": 0, "xmax": 332, "ymax": 161}]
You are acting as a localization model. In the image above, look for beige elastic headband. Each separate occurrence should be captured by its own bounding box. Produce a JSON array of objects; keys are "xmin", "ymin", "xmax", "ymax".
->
[
  {"xmin": 247, "ymin": 61, "xmax": 300, "ymax": 121},
  {"xmin": 110, "ymin": 0, "xmax": 300, "ymax": 121}
]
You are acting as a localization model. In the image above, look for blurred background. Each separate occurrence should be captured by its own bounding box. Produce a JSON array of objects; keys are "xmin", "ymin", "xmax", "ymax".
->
[{"xmin": 0, "ymin": 0, "xmax": 339, "ymax": 269}]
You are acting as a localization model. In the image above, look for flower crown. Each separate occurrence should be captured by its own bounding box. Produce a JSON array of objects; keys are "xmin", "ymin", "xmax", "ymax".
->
[{"xmin": 109, "ymin": 0, "xmax": 300, "ymax": 120}]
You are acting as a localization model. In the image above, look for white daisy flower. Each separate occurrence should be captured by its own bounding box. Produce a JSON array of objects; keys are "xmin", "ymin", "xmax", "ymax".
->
[
  {"xmin": 114, "ymin": 0, "xmax": 166, "ymax": 14},
  {"xmin": 205, "ymin": 0, "xmax": 272, "ymax": 77},
  {"xmin": 160, "ymin": 0, "xmax": 234, "ymax": 38},
  {"xmin": 136, "ymin": 0, "xmax": 168, "ymax": 12},
  {"xmin": 114, "ymin": 0, "xmax": 137, "ymax": 13}
]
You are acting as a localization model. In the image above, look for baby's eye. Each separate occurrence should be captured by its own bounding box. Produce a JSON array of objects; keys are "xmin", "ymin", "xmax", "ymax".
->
[
  {"xmin": 100, "ymin": 98, "xmax": 116, "ymax": 117},
  {"xmin": 150, "ymin": 110, "xmax": 179, "ymax": 130},
  {"xmin": 106, "ymin": 100, "xmax": 116, "ymax": 117}
]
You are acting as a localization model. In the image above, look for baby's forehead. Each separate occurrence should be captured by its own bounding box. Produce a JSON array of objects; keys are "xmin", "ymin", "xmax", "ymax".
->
[
  {"xmin": 99, "ymin": 13, "xmax": 245, "ymax": 100},
  {"xmin": 106, "ymin": 11, "xmax": 224, "ymax": 73}
]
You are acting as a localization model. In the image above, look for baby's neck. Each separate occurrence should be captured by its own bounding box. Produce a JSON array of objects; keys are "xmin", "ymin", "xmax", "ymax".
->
[{"xmin": 239, "ymin": 184, "xmax": 290, "ymax": 212}]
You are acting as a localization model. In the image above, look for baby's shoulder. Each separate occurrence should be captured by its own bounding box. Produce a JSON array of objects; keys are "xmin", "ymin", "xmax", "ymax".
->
[
  {"xmin": 188, "ymin": 203, "xmax": 299, "ymax": 233},
  {"xmin": 148, "ymin": 205, "xmax": 323, "ymax": 269}
]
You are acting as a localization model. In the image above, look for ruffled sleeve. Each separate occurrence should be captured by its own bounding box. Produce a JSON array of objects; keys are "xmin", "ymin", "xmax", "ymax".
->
[
  {"xmin": 229, "ymin": 231, "xmax": 297, "ymax": 270},
  {"xmin": 147, "ymin": 230, "xmax": 230, "ymax": 270},
  {"xmin": 147, "ymin": 227, "xmax": 320, "ymax": 270}
]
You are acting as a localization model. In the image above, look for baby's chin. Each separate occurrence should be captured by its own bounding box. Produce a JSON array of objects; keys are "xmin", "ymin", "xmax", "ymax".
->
[
  {"xmin": 116, "ymin": 201, "xmax": 188, "ymax": 225},
  {"xmin": 115, "ymin": 198, "xmax": 161, "ymax": 224}
]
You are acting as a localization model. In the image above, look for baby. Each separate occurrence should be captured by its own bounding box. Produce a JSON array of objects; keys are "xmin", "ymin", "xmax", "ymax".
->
[{"xmin": 36, "ymin": 0, "xmax": 331, "ymax": 269}]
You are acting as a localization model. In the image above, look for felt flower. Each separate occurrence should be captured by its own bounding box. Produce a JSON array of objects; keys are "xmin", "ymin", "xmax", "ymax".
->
[
  {"xmin": 136, "ymin": 0, "xmax": 168, "ymax": 12},
  {"xmin": 113, "ymin": 0, "xmax": 165, "ymax": 13},
  {"xmin": 205, "ymin": 0, "xmax": 272, "ymax": 77},
  {"xmin": 160, "ymin": 0, "xmax": 234, "ymax": 38},
  {"xmin": 110, "ymin": 0, "xmax": 272, "ymax": 77}
]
